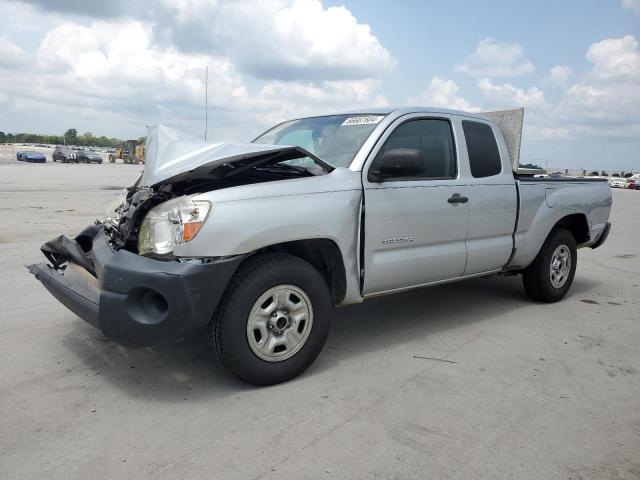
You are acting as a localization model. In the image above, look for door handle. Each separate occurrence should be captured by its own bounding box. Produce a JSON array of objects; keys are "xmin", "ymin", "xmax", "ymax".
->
[{"xmin": 447, "ymin": 193, "xmax": 469, "ymax": 204}]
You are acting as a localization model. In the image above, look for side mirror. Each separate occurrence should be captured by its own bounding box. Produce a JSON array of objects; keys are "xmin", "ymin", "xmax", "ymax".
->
[{"xmin": 370, "ymin": 148, "xmax": 424, "ymax": 182}]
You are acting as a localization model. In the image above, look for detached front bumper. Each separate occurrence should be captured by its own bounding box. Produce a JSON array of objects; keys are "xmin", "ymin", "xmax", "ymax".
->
[{"xmin": 28, "ymin": 226, "xmax": 243, "ymax": 348}]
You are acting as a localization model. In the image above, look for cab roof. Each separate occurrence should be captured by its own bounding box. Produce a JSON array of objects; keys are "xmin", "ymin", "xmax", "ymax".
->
[{"xmin": 334, "ymin": 106, "xmax": 489, "ymax": 121}]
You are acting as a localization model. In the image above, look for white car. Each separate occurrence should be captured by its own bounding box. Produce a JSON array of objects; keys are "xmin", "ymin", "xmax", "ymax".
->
[{"xmin": 609, "ymin": 177, "xmax": 626, "ymax": 188}]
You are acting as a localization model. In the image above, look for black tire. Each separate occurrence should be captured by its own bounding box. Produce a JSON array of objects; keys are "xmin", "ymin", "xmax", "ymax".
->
[
  {"xmin": 209, "ymin": 253, "xmax": 332, "ymax": 386},
  {"xmin": 523, "ymin": 227, "xmax": 577, "ymax": 303}
]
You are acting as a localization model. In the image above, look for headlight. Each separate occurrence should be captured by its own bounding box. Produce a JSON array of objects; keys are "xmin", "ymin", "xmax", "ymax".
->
[{"xmin": 138, "ymin": 197, "xmax": 211, "ymax": 256}]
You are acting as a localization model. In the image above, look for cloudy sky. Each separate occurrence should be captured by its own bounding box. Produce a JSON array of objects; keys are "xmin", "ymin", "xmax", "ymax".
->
[{"xmin": 0, "ymin": 0, "xmax": 639, "ymax": 170}]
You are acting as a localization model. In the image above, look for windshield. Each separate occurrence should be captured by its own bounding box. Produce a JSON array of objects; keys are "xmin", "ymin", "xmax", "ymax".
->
[{"xmin": 253, "ymin": 114, "xmax": 385, "ymax": 168}]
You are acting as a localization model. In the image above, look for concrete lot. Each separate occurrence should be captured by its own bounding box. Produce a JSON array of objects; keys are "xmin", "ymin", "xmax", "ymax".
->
[{"xmin": 1, "ymin": 162, "xmax": 639, "ymax": 479}]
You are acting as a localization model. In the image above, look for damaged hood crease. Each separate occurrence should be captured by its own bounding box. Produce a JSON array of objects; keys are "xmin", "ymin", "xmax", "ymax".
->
[{"xmin": 141, "ymin": 124, "xmax": 330, "ymax": 187}]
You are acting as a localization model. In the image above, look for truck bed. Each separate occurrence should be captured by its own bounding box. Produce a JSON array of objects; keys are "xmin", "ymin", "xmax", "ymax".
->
[{"xmin": 507, "ymin": 176, "xmax": 612, "ymax": 270}]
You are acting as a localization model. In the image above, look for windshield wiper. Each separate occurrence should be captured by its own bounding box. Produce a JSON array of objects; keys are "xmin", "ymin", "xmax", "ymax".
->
[{"xmin": 255, "ymin": 163, "xmax": 314, "ymax": 176}]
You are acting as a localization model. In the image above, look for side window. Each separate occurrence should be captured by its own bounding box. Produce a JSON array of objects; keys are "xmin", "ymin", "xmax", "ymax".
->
[
  {"xmin": 462, "ymin": 121, "xmax": 502, "ymax": 178},
  {"xmin": 373, "ymin": 119, "xmax": 456, "ymax": 180}
]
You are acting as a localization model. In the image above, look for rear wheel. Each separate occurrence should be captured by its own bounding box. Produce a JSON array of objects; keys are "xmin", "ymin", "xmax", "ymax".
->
[
  {"xmin": 523, "ymin": 227, "xmax": 577, "ymax": 302},
  {"xmin": 209, "ymin": 253, "xmax": 332, "ymax": 386}
]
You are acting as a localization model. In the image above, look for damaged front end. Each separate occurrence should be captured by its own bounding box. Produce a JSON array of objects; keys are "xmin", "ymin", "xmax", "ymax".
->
[
  {"xmin": 28, "ymin": 124, "xmax": 329, "ymax": 347},
  {"xmin": 28, "ymin": 224, "xmax": 244, "ymax": 347},
  {"xmin": 104, "ymin": 184, "xmax": 170, "ymax": 253},
  {"xmin": 102, "ymin": 124, "xmax": 331, "ymax": 258}
]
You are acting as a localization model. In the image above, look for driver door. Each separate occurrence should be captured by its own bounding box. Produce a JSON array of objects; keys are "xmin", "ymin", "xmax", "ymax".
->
[{"xmin": 362, "ymin": 115, "xmax": 470, "ymax": 295}]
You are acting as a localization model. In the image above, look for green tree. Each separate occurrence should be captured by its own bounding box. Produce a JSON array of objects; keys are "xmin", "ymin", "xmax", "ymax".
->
[
  {"xmin": 64, "ymin": 128, "xmax": 78, "ymax": 145},
  {"xmin": 80, "ymin": 132, "xmax": 93, "ymax": 146},
  {"xmin": 519, "ymin": 163, "xmax": 543, "ymax": 170}
]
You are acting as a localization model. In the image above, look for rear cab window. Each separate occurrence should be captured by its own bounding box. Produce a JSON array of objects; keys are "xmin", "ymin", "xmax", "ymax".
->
[{"xmin": 462, "ymin": 121, "xmax": 502, "ymax": 178}]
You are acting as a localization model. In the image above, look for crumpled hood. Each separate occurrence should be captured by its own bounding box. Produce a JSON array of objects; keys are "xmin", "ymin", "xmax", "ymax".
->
[{"xmin": 140, "ymin": 124, "xmax": 321, "ymax": 187}]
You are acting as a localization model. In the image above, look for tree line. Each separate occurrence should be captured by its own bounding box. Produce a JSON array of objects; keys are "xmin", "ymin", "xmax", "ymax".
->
[{"xmin": 0, "ymin": 128, "xmax": 124, "ymax": 148}]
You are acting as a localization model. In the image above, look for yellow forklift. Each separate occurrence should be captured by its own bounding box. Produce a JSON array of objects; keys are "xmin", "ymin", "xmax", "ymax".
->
[{"xmin": 108, "ymin": 140, "xmax": 145, "ymax": 164}]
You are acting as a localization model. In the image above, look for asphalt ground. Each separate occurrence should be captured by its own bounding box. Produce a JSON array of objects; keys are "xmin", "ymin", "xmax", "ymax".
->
[{"xmin": 1, "ymin": 162, "xmax": 638, "ymax": 479}]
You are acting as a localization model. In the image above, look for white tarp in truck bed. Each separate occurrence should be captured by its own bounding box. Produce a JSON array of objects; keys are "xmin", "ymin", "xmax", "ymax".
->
[
  {"xmin": 140, "ymin": 124, "xmax": 311, "ymax": 187},
  {"xmin": 481, "ymin": 107, "xmax": 524, "ymax": 173}
]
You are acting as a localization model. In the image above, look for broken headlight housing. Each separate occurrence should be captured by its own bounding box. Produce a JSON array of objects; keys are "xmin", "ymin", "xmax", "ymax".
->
[
  {"xmin": 103, "ymin": 189, "xmax": 128, "ymax": 229},
  {"xmin": 138, "ymin": 196, "xmax": 211, "ymax": 257}
]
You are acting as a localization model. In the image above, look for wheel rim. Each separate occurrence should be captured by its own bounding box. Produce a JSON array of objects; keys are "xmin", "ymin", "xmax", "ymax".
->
[
  {"xmin": 246, "ymin": 285, "xmax": 313, "ymax": 362},
  {"xmin": 550, "ymin": 244, "xmax": 571, "ymax": 288}
]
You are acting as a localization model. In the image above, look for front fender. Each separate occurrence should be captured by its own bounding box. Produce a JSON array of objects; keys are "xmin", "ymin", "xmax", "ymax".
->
[{"xmin": 174, "ymin": 189, "xmax": 363, "ymax": 304}]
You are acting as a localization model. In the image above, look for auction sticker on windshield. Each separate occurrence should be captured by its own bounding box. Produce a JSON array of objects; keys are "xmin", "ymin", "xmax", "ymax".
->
[{"xmin": 341, "ymin": 115, "xmax": 385, "ymax": 126}]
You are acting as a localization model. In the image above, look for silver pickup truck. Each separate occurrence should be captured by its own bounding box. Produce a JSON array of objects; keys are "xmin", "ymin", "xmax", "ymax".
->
[{"xmin": 29, "ymin": 107, "xmax": 612, "ymax": 385}]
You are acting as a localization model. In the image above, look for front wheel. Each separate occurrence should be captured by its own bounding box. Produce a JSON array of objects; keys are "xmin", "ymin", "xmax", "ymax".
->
[
  {"xmin": 523, "ymin": 227, "xmax": 577, "ymax": 302},
  {"xmin": 209, "ymin": 253, "xmax": 332, "ymax": 386}
]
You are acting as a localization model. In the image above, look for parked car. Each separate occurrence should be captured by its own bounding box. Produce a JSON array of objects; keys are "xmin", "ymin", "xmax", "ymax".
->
[
  {"xmin": 609, "ymin": 177, "xmax": 626, "ymax": 188},
  {"xmin": 630, "ymin": 179, "xmax": 640, "ymax": 190},
  {"xmin": 29, "ymin": 107, "xmax": 612, "ymax": 386},
  {"xmin": 52, "ymin": 147, "xmax": 78, "ymax": 163},
  {"xmin": 16, "ymin": 150, "xmax": 46, "ymax": 163},
  {"xmin": 78, "ymin": 150, "xmax": 103, "ymax": 164}
]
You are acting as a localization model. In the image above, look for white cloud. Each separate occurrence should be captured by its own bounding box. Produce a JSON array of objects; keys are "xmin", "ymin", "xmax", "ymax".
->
[
  {"xmin": 407, "ymin": 77, "xmax": 479, "ymax": 111},
  {"xmin": 559, "ymin": 35, "xmax": 639, "ymax": 117},
  {"xmin": 255, "ymin": 79, "xmax": 388, "ymax": 125},
  {"xmin": 0, "ymin": 36, "xmax": 27, "ymax": 68},
  {"xmin": 0, "ymin": 9, "xmax": 389, "ymax": 140},
  {"xmin": 455, "ymin": 38, "xmax": 535, "ymax": 77},
  {"xmin": 549, "ymin": 65, "xmax": 572, "ymax": 84},
  {"xmin": 525, "ymin": 126, "xmax": 570, "ymax": 141},
  {"xmin": 586, "ymin": 34, "xmax": 640, "ymax": 80},
  {"xmin": 33, "ymin": 20, "xmax": 245, "ymax": 108},
  {"xmin": 478, "ymin": 78, "xmax": 547, "ymax": 109},
  {"xmin": 622, "ymin": 0, "xmax": 640, "ymax": 14},
  {"xmin": 551, "ymin": 35, "xmax": 640, "ymax": 142},
  {"xmin": 154, "ymin": 0, "xmax": 397, "ymax": 81},
  {"xmin": 19, "ymin": 0, "xmax": 397, "ymax": 81}
]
